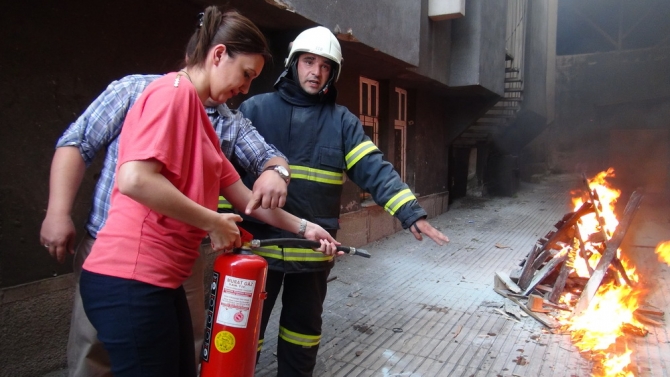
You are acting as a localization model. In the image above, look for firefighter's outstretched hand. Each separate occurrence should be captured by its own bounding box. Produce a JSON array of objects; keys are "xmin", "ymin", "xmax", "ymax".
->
[
  {"xmin": 208, "ymin": 213, "xmax": 243, "ymax": 252},
  {"xmin": 245, "ymin": 170, "xmax": 288, "ymax": 214},
  {"xmin": 410, "ymin": 219, "xmax": 449, "ymax": 246},
  {"xmin": 304, "ymin": 221, "xmax": 343, "ymax": 256}
]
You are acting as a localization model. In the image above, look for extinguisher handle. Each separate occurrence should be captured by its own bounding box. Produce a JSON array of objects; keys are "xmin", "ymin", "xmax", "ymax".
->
[{"xmin": 250, "ymin": 238, "xmax": 371, "ymax": 258}]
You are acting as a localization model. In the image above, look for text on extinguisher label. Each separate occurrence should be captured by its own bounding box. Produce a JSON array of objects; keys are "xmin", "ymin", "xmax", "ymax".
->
[{"xmin": 215, "ymin": 275, "xmax": 256, "ymax": 328}]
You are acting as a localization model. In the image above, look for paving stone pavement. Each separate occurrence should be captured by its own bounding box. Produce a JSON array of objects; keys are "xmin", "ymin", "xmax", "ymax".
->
[
  {"xmin": 254, "ymin": 173, "xmax": 670, "ymax": 377},
  {"xmin": 42, "ymin": 173, "xmax": 670, "ymax": 377}
]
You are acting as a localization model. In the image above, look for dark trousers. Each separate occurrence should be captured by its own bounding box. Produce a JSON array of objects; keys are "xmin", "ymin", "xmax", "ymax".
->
[
  {"xmin": 80, "ymin": 269, "xmax": 196, "ymax": 377},
  {"xmin": 258, "ymin": 269, "xmax": 330, "ymax": 377}
]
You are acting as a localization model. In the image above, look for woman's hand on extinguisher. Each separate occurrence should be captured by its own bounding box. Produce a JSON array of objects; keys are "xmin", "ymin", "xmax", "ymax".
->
[
  {"xmin": 304, "ymin": 221, "xmax": 343, "ymax": 256},
  {"xmin": 208, "ymin": 213, "xmax": 243, "ymax": 252},
  {"xmin": 316, "ymin": 238, "xmax": 343, "ymax": 256}
]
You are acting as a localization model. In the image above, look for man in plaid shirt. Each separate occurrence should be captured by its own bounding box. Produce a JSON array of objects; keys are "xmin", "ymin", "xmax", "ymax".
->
[{"xmin": 40, "ymin": 74, "xmax": 289, "ymax": 377}]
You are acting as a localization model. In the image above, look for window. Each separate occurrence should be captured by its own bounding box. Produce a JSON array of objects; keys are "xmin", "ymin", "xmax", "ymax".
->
[
  {"xmin": 359, "ymin": 77, "xmax": 379, "ymax": 145},
  {"xmin": 394, "ymin": 87, "xmax": 407, "ymax": 181}
]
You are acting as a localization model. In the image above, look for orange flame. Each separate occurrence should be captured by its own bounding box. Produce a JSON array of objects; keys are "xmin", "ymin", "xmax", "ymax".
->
[
  {"xmin": 563, "ymin": 282, "xmax": 643, "ymax": 351},
  {"xmin": 558, "ymin": 168, "xmax": 645, "ymax": 377},
  {"xmin": 601, "ymin": 350, "xmax": 634, "ymax": 377},
  {"xmin": 655, "ymin": 241, "xmax": 670, "ymax": 265}
]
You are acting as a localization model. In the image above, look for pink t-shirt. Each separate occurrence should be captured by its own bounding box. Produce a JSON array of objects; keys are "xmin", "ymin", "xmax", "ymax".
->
[{"xmin": 84, "ymin": 72, "xmax": 240, "ymax": 288}]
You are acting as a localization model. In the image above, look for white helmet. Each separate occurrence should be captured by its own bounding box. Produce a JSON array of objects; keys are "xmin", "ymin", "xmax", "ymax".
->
[{"xmin": 286, "ymin": 26, "xmax": 343, "ymax": 82}]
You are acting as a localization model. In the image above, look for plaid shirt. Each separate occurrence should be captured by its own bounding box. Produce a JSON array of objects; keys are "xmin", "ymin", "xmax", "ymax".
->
[{"xmin": 57, "ymin": 74, "xmax": 285, "ymax": 237}]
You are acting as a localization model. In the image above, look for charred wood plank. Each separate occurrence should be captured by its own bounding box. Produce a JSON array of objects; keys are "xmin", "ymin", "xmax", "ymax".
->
[
  {"xmin": 531, "ymin": 249, "xmax": 555, "ymax": 270},
  {"xmin": 573, "ymin": 189, "xmax": 644, "ymax": 316},
  {"xmin": 495, "ymin": 271, "xmax": 521, "ymax": 293},
  {"xmin": 518, "ymin": 244, "xmax": 542, "ymax": 289},
  {"xmin": 542, "ymin": 202, "xmax": 594, "ymax": 252},
  {"xmin": 552, "ymin": 211, "xmax": 575, "ymax": 229},
  {"xmin": 574, "ymin": 225, "xmax": 594, "ymax": 276},
  {"xmin": 548, "ymin": 244, "xmax": 575, "ymax": 303},
  {"xmin": 522, "ymin": 251, "xmax": 569, "ymax": 296},
  {"xmin": 582, "ymin": 173, "xmax": 610, "ymax": 241},
  {"xmin": 508, "ymin": 296, "xmax": 560, "ymax": 328}
]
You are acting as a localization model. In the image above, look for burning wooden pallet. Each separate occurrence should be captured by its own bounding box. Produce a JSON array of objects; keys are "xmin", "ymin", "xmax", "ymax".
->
[{"xmin": 493, "ymin": 174, "xmax": 665, "ymax": 328}]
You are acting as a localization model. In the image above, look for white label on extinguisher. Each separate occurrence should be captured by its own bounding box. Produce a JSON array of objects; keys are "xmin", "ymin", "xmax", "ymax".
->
[{"xmin": 215, "ymin": 275, "xmax": 256, "ymax": 328}]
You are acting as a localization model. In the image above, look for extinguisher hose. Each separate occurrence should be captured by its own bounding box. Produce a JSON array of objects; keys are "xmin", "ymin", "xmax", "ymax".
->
[{"xmin": 250, "ymin": 238, "xmax": 371, "ymax": 258}]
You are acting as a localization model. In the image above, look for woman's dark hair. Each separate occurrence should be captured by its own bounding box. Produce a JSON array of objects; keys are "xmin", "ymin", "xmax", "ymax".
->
[{"xmin": 185, "ymin": 6, "xmax": 272, "ymax": 68}]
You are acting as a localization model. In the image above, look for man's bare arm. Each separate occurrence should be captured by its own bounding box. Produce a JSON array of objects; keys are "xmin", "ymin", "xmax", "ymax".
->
[{"xmin": 40, "ymin": 147, "xmax": 86, "ymax": 263}]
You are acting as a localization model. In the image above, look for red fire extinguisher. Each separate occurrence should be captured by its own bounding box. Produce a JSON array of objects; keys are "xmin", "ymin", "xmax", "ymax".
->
[{"xmin": 200, "ymin": 227, "xmax": 268, "ymax": 377}]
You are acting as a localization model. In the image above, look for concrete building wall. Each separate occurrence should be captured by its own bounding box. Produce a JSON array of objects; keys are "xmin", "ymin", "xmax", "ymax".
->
[
  {"xmin": 518, "ymin": 0, "xmax": 559, "ymax": 180},
  {"xmin": 521, "ymin": 0, "xmax": 550, "ymax": 119},
  {"xmin": 556, "ymin": 47, "xmax": 670, "ymax": 127},
  {"xmin": 416, "ymin": 0, "xmax": 452, "ymax": 85},
  {"xmin": 554, "ymin": 47, "xmax": 670, "ymax": 189},
  {"xmin": 449, "ymin": 0, "xmax": 507, "ymax": 96},
  {"xmin": 411, "ymin": 91, "xmax": 451, "ymax": 196},
  {"xmin": 545, "ymin": 0, "xmax": 558, "ymax": 125},
  {"xmin": 0, "ymin": 0, "xmax": 200, "ymax": 289},
  {"xmin": 278, "ymin": 0, "xmax": 422, "ymax": 67}
]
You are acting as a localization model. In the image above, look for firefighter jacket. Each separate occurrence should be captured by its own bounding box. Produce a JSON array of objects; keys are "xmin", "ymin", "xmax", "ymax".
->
[{"xmin": 238, "ymin": 73, "xmax": 427, "ymax": 273}]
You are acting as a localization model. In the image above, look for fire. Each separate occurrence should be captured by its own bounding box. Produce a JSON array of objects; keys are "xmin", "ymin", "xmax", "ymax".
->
[
  {"xmin": 564, "ymin": 282, "xmax": 643, "ymax": 350},
  {"xmin": 572, "ymin": 167, "xmax": 620, "ymax": 241},
  {"xmin": 557, "ymin": 168, "xmax": 646, "ymax": 377},
  {"xmin": 559, "ymin": 280, "xmax": 643, "ymax": 376},
  {"xmin": 601, "ymin": 350, "xmax": 634, "ymax": 377},
  {"xmin": 570, "ymin": 168, "xmax": 622, "ymax": 279},
  {"xmin": 655, "ymin": 241, "xmax": 670, "ymax": 265}
]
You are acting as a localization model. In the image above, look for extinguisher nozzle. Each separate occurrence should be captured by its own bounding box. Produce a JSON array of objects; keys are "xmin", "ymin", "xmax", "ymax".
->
[{"xmin": 348, "ymin": 247, "xmax": 371, "ymax": 258}]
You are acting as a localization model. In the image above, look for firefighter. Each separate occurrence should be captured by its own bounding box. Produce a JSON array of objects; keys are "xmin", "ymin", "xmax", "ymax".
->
[{"xmin": 238, "ymin": 26, "xmax": 450, "ymax": 376}]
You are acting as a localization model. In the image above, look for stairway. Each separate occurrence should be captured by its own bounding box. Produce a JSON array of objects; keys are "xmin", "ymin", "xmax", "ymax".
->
[{"xmin": 453, "ymin": 57, "xmax": 523, "ymax": 147}]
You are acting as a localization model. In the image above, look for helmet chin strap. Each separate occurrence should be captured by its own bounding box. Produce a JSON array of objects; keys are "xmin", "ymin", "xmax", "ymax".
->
[
  {"xmin": 319, "ymin": 82, "xmax": 331, "ymax": 96},
  {"xmin": 318, "ymin": 66, "xmax": 338, "ymax": 96}
]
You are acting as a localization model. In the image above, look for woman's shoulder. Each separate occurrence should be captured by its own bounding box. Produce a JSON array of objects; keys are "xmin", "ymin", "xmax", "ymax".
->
[
  {"xmin": 140, "ymin": 72, "xmax": 199, "ymax": 102},
  {"xmin": 144, "ymin": 72, "xmax": 179, "ymax": 90}
]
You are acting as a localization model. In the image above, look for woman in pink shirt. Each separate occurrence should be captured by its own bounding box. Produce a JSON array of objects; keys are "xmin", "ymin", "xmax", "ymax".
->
[{"xmin": 79, "ymin": 7, "xmax": 338, "ymax": 377}]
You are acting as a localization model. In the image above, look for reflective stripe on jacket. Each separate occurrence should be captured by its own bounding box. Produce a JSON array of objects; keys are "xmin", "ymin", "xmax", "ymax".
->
[{"xmin": 238, "ymin": 76, "xmax": 426, "ymax": 273}]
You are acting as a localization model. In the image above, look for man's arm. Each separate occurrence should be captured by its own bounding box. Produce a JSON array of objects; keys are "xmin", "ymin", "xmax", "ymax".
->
[
  {"xmin": 247, "ymin": 156, "xmax": 290, "ymax": 211},
  {"xmin": 341, "ymin": 112, "xmax": 449, "ymax": 246},
  {"xmin": 118, "ymin": 160, "xmax": 338, "ymax": 255},
  {"xmin": 223, "ymin": 109, "xmax": 290, "ymax": 210},
  {"xmin": 40, "ymin": 147, "xmax": 86, "ymax": 263},
  {"xmin": 222, "ymin": 179, "xmax": 340, "ymax": 255},
  {"xmin": 39, "ymin": 75, "xmax": 159, "ymax": 262}
]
